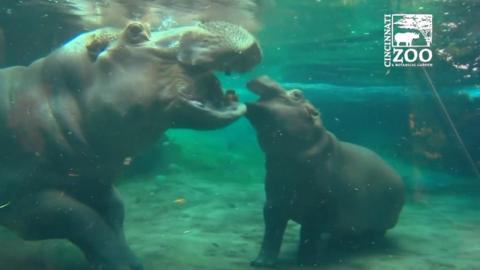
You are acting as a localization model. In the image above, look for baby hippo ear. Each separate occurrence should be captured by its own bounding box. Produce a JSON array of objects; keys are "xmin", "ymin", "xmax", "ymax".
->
[{"xmin": 177, "ymin": 21, "xmax": 262, "ymax": 72}]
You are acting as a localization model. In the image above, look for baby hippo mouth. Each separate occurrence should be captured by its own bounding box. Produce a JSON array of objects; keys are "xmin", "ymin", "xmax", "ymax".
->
[{"xmin": 245, "ymin": 76, "xmax": 286, "ymax": 120}]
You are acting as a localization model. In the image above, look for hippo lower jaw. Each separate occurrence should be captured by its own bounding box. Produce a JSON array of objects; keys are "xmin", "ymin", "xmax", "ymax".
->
[{"xmin": 171, "ymin": 94, "xmax": 247, "ymax": 130}]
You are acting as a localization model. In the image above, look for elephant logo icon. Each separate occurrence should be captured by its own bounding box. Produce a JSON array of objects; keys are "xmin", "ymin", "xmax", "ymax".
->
[
  {"xmin": 384, "ymin": 14, "xmax": 433, "ymax": 67},
  {"xmin": 394, "ymin": 32, "xmax": 420, "ymax": 46},
  {"xmin": 391, "ymin": 14, "xmax": 432, "ymax": 47}
]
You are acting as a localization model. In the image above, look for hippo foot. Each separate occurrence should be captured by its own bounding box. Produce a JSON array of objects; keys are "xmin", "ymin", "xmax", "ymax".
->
[
  {"xmin": 90, "ymin": 260, "xmax": 143, "ymax": 270},
  {"xmin": 297, "ymin": 254, "xmax": 318, "ymax": 266},
  {"xmin": 89, "ymin": 250, "xmax": 143, "ymax": 270},
  {"xmin": 250, "ymin": 255, "xmax": 277, "ymax": 268},
  {"xmin": 297, "ymin": 245, "xmax": 319, "ymax": 266},
  {"xmin": 297, "ymin": 243, "xmax": 320, "ymax": 266}
]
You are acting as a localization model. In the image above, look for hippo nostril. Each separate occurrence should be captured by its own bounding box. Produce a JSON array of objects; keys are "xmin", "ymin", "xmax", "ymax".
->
[
  {"xmin": 127, "ymin": 23, "xmax": 144, "ymax": 35},
  {"xmin": 305, "ymin": 106, "xmax": 320, "ymax": 118}
]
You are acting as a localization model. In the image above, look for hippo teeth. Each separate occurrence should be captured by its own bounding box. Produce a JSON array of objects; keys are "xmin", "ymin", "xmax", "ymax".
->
[
  {"xmin": 179, "ymin": 91, "xmax": 194, "ymax": 99},
  {"xmin": 190, "ymin": 100, "xmax": 205, "ymax": 107}
]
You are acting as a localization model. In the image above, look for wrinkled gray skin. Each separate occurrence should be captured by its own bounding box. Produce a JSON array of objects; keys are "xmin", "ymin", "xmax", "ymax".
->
[
  {"xmin": 0, "ymin": 21, "xmax": 261, "ymax": 270},
  {"xmin": 245, "ymin": 76, "xmax": 405, "ymax": 267}
]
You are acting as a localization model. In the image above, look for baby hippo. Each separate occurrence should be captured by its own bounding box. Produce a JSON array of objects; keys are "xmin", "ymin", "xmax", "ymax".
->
[{"xmin": 245, "ymin": 76, "xmax": 405, "ymax": 267}]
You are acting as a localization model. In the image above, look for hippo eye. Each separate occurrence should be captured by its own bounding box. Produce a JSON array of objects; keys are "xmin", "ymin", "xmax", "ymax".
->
[
  {"xmin": 289, "ymin": 90, "xmax": 304, "ymax": 101},
  {"xmin": 126, "ymin": 22, "xmax": 149, "ymax": 43}
]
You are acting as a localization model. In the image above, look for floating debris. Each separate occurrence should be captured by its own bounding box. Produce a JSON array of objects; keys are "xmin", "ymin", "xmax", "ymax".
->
[
  {"xmin": 68, "ymin": 169, "xmax": 79, "ymax": 177},
  {"xmin": 0, "ymin": 201, "xmax": 10, "ymax": 209},
  {"xmin": 123, "ymin": 156, "xmax": 133, "ymax": 166},
  {"xmin": 174, "ymin": 198, "xmax": 186, "ymax": 205}
]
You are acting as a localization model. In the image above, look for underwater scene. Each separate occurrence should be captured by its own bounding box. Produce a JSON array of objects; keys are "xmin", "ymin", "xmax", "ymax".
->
[{"xmin": 0, "ymin": 0, "xmax": 479, "ymax": 269}]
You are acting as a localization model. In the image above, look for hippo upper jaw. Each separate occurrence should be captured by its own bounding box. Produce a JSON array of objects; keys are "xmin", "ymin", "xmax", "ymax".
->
[
  {"xmin": 85, "ymin": 21, "xmax": 260, "ymax": 131},
  {"xmin": 155, "ymin": 21, "xmax": 260, "ymax": 129}
]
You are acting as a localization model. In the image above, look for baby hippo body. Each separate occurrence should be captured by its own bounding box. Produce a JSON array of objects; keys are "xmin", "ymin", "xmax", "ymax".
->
[{"xmin": 245, "ymin": 76, "xmax": 405, "ymax": 267}]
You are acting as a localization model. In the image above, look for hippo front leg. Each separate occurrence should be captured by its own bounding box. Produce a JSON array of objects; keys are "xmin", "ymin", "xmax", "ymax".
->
[
  {"xmin": 251, "ymin": 204, "xmax": 288, "ymax": 268},
  {"xmin": 2, "ymin": 190, "xmax": 142, "ymax": 270},
  {"xmin": 85, "ymin": 186, "xmax": 127, "ymax": 236},
  {"xmin": 87, "ymin": 186, "xmax": 143, "ymax": 270}
]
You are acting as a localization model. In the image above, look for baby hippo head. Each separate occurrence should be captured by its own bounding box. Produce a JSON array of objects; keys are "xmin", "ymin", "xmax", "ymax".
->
[{"xmin": 246, "ymin": 76, "xmax": 323, "ymax": 156}]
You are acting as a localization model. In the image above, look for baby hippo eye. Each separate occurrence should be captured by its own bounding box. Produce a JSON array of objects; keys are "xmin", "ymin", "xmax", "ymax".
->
[{"xmin": 289, "ymin": 89, "xmax": 304, "ymax": 101}]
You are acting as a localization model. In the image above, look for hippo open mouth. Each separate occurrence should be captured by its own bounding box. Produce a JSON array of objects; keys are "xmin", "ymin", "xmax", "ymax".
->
[
  {"xmin": 174, "ymin": 72, "xmax": 247, "ymax": 129},
  {"xmin": 164, "ymin": 21, "xmax": 261, "ymax": 129},
  {"xmin": 179, "ymin": 75, "xmax": 247, "ymax": 129}
]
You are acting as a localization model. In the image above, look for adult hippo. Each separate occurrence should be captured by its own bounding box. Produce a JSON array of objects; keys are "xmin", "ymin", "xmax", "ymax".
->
[
  {"xmin": 0, "ymin": 21, "xmax": 261, "ymax": 270},
  {"xmin": 245, "ymin": 76, "xmax": 404, "ymax": 267}
]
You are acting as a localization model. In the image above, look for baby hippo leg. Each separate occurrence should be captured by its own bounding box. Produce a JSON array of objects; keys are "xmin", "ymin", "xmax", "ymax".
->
[
  {"xmin": 251, "ymin": 204, "xmax": 288, "ymax": 268},
  {"xmin": 298, "ymin": 220, "xmax": 322, "ymax": 265}
]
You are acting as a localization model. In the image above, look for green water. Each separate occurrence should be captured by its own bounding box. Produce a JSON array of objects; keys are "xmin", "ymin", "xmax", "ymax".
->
[{"xmin": 0, "ymin": 1, "xmax": 479, "ymax": 270}]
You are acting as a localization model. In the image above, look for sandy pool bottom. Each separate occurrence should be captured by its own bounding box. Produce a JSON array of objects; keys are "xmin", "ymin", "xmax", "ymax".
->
[{"xmin": 0, "ymin": 165, "xmax": 480, "ymax": 270}]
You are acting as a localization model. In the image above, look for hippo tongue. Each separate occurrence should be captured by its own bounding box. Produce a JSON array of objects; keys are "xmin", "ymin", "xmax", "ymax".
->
[
  {"xmin": 190, "ymin": 73, "xmax": 225, "ymax": 107},
  {"xmin": 225, "ymin": 90, "xmax": 239, "ymax": 105},
  {"xmin": 183, "ymin": 73, "xmax": 244, "ymax": 111},
  {"xmin": 246, "ymin": 76, "xmax": 286, "ymax": 98}
]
